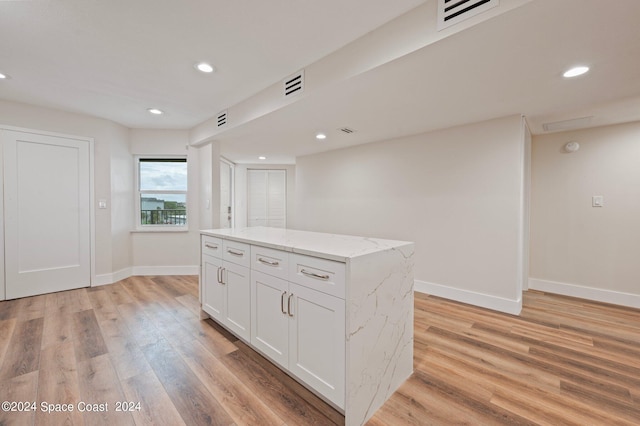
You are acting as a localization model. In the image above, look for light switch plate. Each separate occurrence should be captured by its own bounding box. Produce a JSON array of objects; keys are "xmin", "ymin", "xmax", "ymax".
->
[
  {"xmin": 592, "ymin": 195, "xmax": 604, "ymax": 207},
  {"xmin": 98, "ymin": 199, "xmax": 107, "ymax": 209}
]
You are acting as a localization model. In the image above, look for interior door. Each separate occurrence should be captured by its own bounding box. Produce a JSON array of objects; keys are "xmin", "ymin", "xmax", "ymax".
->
[
  {"xmin": 2, "ymin": 129, "xmax": 91, "ymax": 299},
  {"xmin": 220, "ymin": 159, "xmax": 233, "ymax": 228},
  {"xmin": 247, "ymin": 169, "xmax": 286, "ymax": 228}
]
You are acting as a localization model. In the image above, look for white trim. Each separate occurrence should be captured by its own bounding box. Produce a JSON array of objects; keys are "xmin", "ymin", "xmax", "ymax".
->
[
  {"xmin": 415, "ymin": 279, "xmax": 522, "ymax": 315},
  {"xmin": 94, "ymin": 267, "xmax": 133, "ymax": 286},
  {"xmin": 220, "ymin": 157, "xmax": 235, "ymax": 228},
  {"xmin": 0, "ymin": 131, "xmax": 4, "ymax": 300},
  {"xmin": 88, "ymin": 136, "xmax": 95, "ymax": 288},
  {"xmin": 132, "ymin": 265, "xmax": 199, "ymax": 276},
  {"xmin": 94, "ymin": 266, "xmax": 199, "ymax": 285},
  {"xmin": 528, "ymin": 278, "xmax": 640, "ymax": 309}
]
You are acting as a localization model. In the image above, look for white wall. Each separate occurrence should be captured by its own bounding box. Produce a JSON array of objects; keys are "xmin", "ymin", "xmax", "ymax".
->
[
  {"xmin": 295, "ymin": 115, "xmax": 527, "ymax": 314},
  {"xmin": 530, "ymin": 121, "xmax": 640, "ymax": 308},
  {"xmin": 0, "ymin": 99, "xmax": 130, "ymax": 279},
  {"xmin": 129, "ymin": 129, "xmax": 200, "ymax": 274},
  {"xmin": 234, "ymin": 164, "xmax": 296, "ymax": 229}
]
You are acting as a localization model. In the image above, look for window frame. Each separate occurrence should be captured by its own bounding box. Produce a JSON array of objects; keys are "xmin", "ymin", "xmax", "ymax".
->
[{"xmin": 134, "ymin": 155, "xmax": 188, "ymax": 232}]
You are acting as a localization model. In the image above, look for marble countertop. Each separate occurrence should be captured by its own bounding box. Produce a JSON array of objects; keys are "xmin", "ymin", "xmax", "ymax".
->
[{"xmin": 200, "ymin": 226, "xmax": 413, "ymax": 262}]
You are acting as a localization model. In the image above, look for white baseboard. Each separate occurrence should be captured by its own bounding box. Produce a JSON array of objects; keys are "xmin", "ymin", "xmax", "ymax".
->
[
  {"xmin": 528, "ymin": 278, "xmax": 640, "ymax": 309},
  {"xmin": 93, "ymin": 267, "xmax": 132, "ymax": 286},
  {"xmin": 132, "ymin": 265, "xmax": 199, "ymax": 276},
  {"xmin": 415, "ymin": 280, "xmax": 522, "ymax": 315},
  {"xmin": 93, "ymin": 265, "xmax": 198, "ymax": 286}
]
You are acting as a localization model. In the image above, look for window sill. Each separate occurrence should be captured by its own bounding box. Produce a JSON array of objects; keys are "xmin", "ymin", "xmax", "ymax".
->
[{"xmin": 131, "ymin": 227, "xmax": 189, "ymax": 233}]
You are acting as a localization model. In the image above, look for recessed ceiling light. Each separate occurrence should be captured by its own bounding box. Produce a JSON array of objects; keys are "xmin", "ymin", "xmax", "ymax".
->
[
  {"xmin": 0, "ymin": 72, "xmax": 9, "ymax": 79},
  {"xmin": 315, "ymin": 133, "xmax": 327, "ymax": 140},
  {"xmin": 563, "ymin": 66, "xmax": 589, "ymax": 78},
  {"xmin": 195, "ymin": 62, "xmax": 215, "ymax": 73},
  {"xmin": 258, "ymin": 156, "xmax": 267, "ymax": 160},
  {"xmin": 147, "ymin": 108, "xmax": 163, "ymax": 115}
]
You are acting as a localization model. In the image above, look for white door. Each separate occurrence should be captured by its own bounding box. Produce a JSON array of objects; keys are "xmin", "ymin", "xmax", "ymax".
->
[
  {"xmin": 289, "ymin": 283, "xmax": 345, "ymax": 409},
  {"xmin": 251, "ymin": 270, "xmax": 289, "ymax": 368},
  {"xmin": 247, "ymin": 169, "xmax": 286, "ymax": 228},
  {"xmin": 224, "ymin": 261, "xmax": 251, "ymax": 341},
  {"xmin": 202, "ymin": 254, "xmax": 224, "ymax": 322},
  {"xmin": 2, "ymin": 129, "xmax": 91, "ymax": 299}
]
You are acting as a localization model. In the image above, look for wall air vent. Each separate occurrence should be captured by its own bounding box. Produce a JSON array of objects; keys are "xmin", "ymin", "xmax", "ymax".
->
[
  {"xmin": 217, "ymin": 110, "xmax": 227, "ymax": 128},
  {"xmin": 437, "ymin": 0, "xmax": 499, "ymax": 31},
  {"xmin": 284, "ymin": 70, "xmax": 304, "ymax": 97},
  {"xmin": 339, "ymin": 127, "xmax": 356, "ymax": 134}
]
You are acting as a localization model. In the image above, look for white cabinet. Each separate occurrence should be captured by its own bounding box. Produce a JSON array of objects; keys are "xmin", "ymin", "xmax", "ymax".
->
[
  {"xmin": 222, "ymin": 260, "xmax": 250, "ymax": 340},
  {"xmin": 200, "ymin": 228, "xmax": 414, "ymax": 426},
  {"xmin": 251, "ymin": 271, "xmax": 289, "ymax": 367},
  {"xmin": 251, "ymin": 268, "xmax": 346, "ymax": 409},
  {"xmin": 201, "ymin": 236, "xmax": 251, "ymax": 341},
  {"xmin": 288, "ymin": 281, "xmax": 345, "ymax": 408},
  {"xmin": 202, "ymin": 253, "xmax": 224, "ymax": 321}
]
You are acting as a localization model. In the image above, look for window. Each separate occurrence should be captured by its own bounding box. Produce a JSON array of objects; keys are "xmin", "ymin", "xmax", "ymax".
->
[{"xmin": 136, "ymin": 157, "xmax": 188, "ymax": 230}]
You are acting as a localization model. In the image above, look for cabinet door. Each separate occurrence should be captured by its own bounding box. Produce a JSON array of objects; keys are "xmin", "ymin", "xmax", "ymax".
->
[
  {"xmin": 202, "ymin": 254, "xmax": 224, "ymax": 322},
  {"xmin": 251, "ymin": 270, "xmax": 289, "ymax": 368},
  {"xmin": 224, "ymin": 261, "xmax": 251, "ymax": 341},
  {"xmin": 289, "ymin": 283, "xmax": 345, "ymax": 409}
]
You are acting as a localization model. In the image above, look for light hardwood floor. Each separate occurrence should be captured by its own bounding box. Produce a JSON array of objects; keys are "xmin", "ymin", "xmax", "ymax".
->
[{"xmin": 0, "ymin": 276, "xmax": 638, "ymax": 425}]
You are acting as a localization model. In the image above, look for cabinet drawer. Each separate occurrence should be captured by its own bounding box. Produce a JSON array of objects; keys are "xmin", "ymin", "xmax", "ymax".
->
[
  {"xmin": 223, "ymin": 240, "xmax": 251, "ymax": 268},
  {"xmin": 251, "ymin": 245, "xmax": 289, "ymax": 280},
  {"xmin": 289, "ymin": 254, "xmax": 345, "ymax": 299},
  {"xmin": 202, "ymin": 235, "xmax": 223, "ymax": 258}
]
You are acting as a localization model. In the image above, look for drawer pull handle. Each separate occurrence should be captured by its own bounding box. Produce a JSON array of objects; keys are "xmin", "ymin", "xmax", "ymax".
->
[
  {"xmin": 227, "ymin": 249, "xmax": 244, "ymax": 256},
  {"xmin": 205, "ymin": 243, "xmax": 219, "ymax": 249},
  {"xmin": 258, "ymin": 257, "xmax": 280, "ymax": 267},
  {"xmin": 281, "ymin": 291, "xmax": 287, "ymax": 314},
  {"xmin": 287, "ymin": 293, "xmax": 294, "ymax": 317},
  {"xmin": 301, "ymin": 269, "xmax": 330, "ymax": 281}
]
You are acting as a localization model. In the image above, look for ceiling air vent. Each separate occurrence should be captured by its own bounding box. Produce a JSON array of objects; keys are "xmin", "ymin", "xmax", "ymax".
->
[
  {"xmin": 217, "ymin": 110, "xmax": 227, "ymax": 128},
  {"xmin": 339, "ymin": 127, "xmax": 356, "ymax": 134},
  {"xmin": 437, "ymin": 0, "xmax": 499, "ymax": 31},
  {"xmin": 284, "ymin": 70, "xmax": 304, "ymax": 97},
  {"xmin": 542, "ymin": 116, "xmax": 593, "ymax": 132}
]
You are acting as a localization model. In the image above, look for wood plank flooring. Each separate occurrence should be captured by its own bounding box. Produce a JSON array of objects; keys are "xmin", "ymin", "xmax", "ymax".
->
[{"xmin": 0, "ymin": 277, "xmax": 638, "ymax": 425}]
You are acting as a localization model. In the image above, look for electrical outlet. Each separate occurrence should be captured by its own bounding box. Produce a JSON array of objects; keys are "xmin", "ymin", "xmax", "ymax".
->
[{"xmin": 592, "ymin": 196, "xmax": 604, "ymax": 207}]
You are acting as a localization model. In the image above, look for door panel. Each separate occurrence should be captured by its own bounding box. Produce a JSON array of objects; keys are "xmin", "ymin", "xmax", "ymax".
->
[
  {"xmin": 247, "ymin": 169, "xmax": 286, "ymax": 228},
  {"xmin": 2, "ymin": 130, "xmax": 91, "ymax": 299},
  {"xmin": 289, "ymin": 283, "xmax": 345, "ymax": 408},
  {"xmin": 224, "ymin": 261, "xmax": 250, "ymax": 341},
  {"xmin": 202, "ymin": 254, "xmax": 224, "ymax": 321},
  {"xmin": 251, "ymin": 270, "xmax": 289, "ymax": 368}
]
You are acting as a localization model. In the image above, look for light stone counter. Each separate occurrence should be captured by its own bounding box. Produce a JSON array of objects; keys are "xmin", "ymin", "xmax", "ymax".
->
[
  {"xmin": 200, "ymin": 226, "xmax": 414, "ymax": 425},
  {"xmin": 201, "ymin": 226, "xmax": 412, "ymax": 262}
]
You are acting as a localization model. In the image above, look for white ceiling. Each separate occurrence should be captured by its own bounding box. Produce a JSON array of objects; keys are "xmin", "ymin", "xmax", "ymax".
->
[
  {"xmin": 0, "ymin": 0, "xmax": 425, "ymax": 128},
  {"xmin": 2, "ymin": 0, "xmax": 640, "ymax": 165}
]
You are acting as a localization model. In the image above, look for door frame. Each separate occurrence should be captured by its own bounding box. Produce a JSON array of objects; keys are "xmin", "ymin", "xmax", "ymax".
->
[
  {"xmin": 0, "ymin": 125, "xmax": 95, "ymax": 300},
  {"xmin": 220, "ymin": 157, "xmax": 235, "ymax": 228}
]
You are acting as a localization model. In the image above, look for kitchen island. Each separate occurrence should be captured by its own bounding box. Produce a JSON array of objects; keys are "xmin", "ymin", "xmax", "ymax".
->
[{"xmin": 199, "ymin": 226, "xmax": 414, "ymax": 425}]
